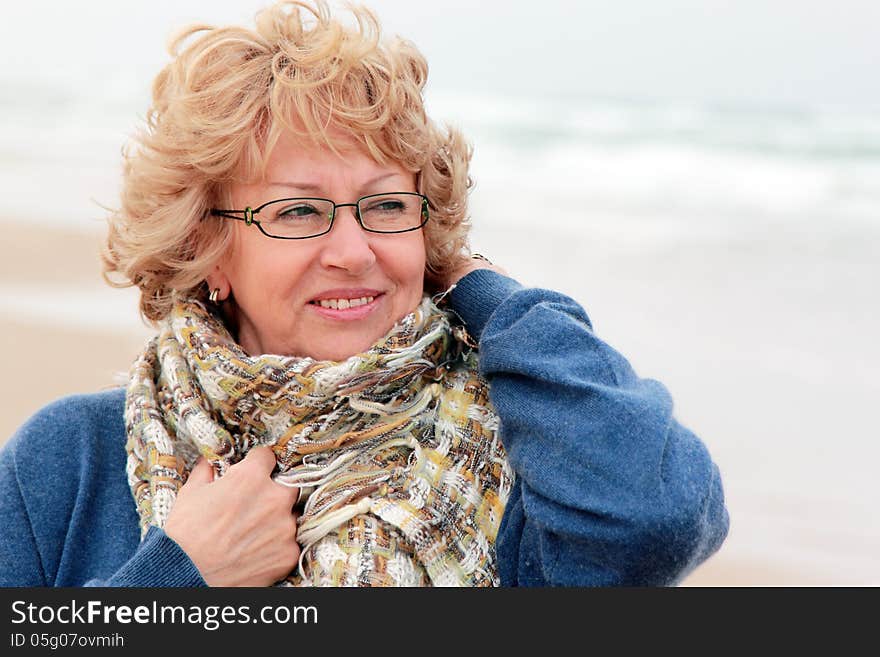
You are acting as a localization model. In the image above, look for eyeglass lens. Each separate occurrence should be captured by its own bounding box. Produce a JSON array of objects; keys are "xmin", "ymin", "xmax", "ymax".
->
[{"xmin": 257, "ymin": 192, "xmax": 425, "ymax": 238}]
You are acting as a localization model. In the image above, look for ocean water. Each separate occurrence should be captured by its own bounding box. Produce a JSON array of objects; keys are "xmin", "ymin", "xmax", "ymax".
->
[
  {"xmin": 2, "ymin": 76, "xmax": 880, "ymax": 583},
  {"xmin": 2, "ymin": 79, "xmax": 879, "ymax": 242}
]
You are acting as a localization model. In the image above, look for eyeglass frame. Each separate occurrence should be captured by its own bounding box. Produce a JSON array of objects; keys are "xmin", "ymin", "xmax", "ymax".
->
[{"xmin": 209, "ymin": 191, "xmax": 431, "ymax": 240}]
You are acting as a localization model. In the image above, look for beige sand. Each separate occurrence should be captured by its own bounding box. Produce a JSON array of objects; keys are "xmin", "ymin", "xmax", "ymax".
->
[
  {"xmin": 0, "ymin": 318, "xmax": 146, "ymax": 441},
  {"xmin": 1, "ymin": 224, "xmax": 147, "ymax": 440}
]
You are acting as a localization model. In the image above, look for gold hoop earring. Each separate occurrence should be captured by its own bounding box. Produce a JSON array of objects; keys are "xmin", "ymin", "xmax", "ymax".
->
[{"xmin": 209, "ymin": 288, "xmax": 220, "ymax": 304}]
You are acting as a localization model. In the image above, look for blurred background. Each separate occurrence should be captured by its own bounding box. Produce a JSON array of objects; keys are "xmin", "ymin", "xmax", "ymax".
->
[{"xmin": 1, "ymin": 0, "xmax": 878, "ymax": 585}]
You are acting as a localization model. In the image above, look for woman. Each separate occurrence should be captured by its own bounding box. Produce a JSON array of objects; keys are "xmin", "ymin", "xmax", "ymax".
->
[{"xmin": 0, "ymin": 0, "xmax": 727, "ymax": 587}]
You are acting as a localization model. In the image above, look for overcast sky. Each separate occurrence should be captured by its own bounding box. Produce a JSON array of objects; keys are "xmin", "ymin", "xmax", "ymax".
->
[{"xmin": 1, "ymin": 0, "xmax": 878, "ymax": 110}]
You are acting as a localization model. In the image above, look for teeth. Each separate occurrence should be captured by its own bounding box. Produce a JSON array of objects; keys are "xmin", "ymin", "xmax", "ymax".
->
[{"xmin": 316, "ymin": 296, "xmax": 374, "ymax": 309}]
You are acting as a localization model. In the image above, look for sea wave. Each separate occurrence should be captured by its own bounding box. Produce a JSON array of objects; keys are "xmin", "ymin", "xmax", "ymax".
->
[{"xmin": 2, "ymin": 81, "xmax": 879, "ymax": 237}]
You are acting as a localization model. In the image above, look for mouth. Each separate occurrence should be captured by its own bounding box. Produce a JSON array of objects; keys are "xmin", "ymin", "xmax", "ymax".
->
[{"xmin": 307, "ymin": 292, "xmax": 385, "ymax": 320}]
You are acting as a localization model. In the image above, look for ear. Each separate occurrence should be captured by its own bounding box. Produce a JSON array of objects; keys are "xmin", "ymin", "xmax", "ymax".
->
[{"xmin": 205, "ymin": 264, "xmax": 232, "ymax": 303}]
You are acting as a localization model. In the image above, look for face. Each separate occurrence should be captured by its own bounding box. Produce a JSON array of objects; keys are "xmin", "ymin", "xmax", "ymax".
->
[{"xmin": 208, "ymin": 133, "xmax": 426, "ymax": 361}]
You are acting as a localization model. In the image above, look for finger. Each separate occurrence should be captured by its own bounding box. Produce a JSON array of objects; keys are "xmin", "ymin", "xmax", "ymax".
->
[
  {"xmin": 184, "ymin": 456, "xmax": 214, "ymax": 488},
  {"xmin": 239, "ymin": 445, "xmax": 278, "ymax": 474},
  {"xmin": 272, "ymin": 477, "xmax": 301, "ymax": 507}
]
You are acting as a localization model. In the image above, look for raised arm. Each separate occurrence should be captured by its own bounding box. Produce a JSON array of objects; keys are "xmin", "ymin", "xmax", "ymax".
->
[{"xmin": 448, "ymin": 269, "xmax": 729, "ymax": 586}]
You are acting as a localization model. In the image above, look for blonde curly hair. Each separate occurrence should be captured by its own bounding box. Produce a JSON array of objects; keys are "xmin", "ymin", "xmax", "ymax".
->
[{"xmin": 103, "ymin": 0, "xmax": 473, "ymax": 322}]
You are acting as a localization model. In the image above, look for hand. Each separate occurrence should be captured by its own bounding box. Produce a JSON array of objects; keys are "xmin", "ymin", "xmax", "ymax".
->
[
  {"xmin": 425, "ymin": 253, "xmax": 509, "ymax": 294},
  {"xmin": 164, "ymin": 447, "xmax": 301, "ymax": 587}
]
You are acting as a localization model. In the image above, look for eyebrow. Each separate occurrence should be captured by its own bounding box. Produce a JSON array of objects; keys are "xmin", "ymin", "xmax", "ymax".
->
[{"xmin": 266, "ymin": 172, "xmax": 403, "ymax": 193}]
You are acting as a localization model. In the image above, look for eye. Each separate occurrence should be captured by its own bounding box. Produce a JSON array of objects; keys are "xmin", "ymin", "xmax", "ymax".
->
[
  {"xmin": 275, "ymin": 202, "xmax": 323, "ymax": 219},
  {"xmin": 364, "ymin": 198, "xmax": 407, "ymax": 213}
]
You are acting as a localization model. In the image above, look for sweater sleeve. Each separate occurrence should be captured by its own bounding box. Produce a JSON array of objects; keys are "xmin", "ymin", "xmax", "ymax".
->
[
  {"xmin": 81, "ymin": 527, "xmax": 206, "ymax": 588},
  {"xmin": 448, "ymin": 269, "xmax": 729, "ymax": 586},
  {"xmin": 0, "ymin": 393, "xmax": 206, "ymax": 588},
  {"xmin": 0, "ymin": 442, "xmax": 47, "ymax": 586}
]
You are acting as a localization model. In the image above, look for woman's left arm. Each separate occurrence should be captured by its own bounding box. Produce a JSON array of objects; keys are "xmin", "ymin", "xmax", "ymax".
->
[{"xmin": 447, "ymin": 268, "xmax": 729, "ymax": 586}]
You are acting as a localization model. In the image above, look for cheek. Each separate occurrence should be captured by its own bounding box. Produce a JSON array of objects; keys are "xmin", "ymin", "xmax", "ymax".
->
[
  {"xmin": 224, "ymin": 229, "xmax": 308, "ymax": 297},
  {"xmin": 393, "ymin": 237, "xmax": 427, "ymax": 291},
  {"xmin": 221, "ymin": 231, "xmax": 259, "ymax": 289}
]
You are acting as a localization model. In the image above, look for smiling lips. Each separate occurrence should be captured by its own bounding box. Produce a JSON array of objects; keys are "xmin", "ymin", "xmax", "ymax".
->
[
  {"xmin": 313, "ymin": 295, "xmax": 374, "ymax": 309},
  {"xmin": 308, "ymin": 288, "xmax": 384, "ymax": 319}
]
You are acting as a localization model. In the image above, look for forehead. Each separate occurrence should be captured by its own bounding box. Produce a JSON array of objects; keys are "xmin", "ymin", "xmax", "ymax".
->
[{"xmin": 262, "ymin": 131, "xmax": 408, "ymax": 182}]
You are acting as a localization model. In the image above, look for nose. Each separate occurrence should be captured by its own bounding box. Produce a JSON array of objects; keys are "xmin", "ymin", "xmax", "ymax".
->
[{"xmin": 318, "ymin": 205, "xmax": 377, "ymax": 274}]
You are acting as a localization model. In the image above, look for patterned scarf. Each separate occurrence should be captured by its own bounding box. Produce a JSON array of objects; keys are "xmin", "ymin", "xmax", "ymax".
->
[{"xmin": 124, "ymin": 295, "xmax": 512, "ymax": 586}]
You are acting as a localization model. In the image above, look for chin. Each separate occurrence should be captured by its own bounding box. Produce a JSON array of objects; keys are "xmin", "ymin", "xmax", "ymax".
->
[
  {"xmin": 313, "ymin": 348, "xmax": 360, "ymax": 362},
  {"xmin": 310, "ymin": 338, "xmax": 375, "ymax": 362},
  {"xmin": 300, "ymin": 313, "xmax": 408, "ymax": 361}
]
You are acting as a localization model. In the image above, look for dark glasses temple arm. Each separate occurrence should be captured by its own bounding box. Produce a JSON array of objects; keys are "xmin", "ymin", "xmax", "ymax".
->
[{"xmin": 210, "ymin": 209, "xmax": 248, "ymax": 220}]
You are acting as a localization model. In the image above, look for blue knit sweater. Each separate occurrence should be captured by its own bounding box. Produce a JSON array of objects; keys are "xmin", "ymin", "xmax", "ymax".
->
[{"xmin": 0, "ymin": 270, "xmax": 728, "ymax": 586}]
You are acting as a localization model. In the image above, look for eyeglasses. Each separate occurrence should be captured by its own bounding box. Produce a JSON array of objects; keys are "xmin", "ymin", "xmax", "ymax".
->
[{"xmin": 210, "ymin": 192, "xmax": 430, "ymax": 240}]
